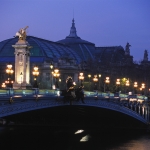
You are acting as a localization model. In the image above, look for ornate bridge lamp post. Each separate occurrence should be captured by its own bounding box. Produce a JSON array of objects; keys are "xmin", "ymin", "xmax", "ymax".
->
[
  {"xmin": 79, "ymin": 72, "xmax": 84, "ymax": 86},
  {"xmin": 116, "ymin": 79, "xmax": 120, "ymax": 93},
  {"xmin": 133, "ymin": 82, "xmax": 138, "ymax": 94},
  {"xmin": 53, "ymin": 69, "xmax": 60, "ymax": 89},
  {"xmin": 1, "ymin": 83, "xmax": 6, "ymax": 88},
  {"xmin": 93, "ymin": 75, "xmax": 98, "ymax": 91},
  {"xmin": 6, "ymin": 63, "xmax": 14, "ymax": 88},
  {"xmin": 88, "ymin": 74, "xmax": 91, "ymax": 91},
  {"xmin": 125, "ymin": 79, "xmax": 130, "ymax": 94},
  {"xmin": 32, "ymin": 66, "xmax": 39, "ymax": 88},
  {"xmin": 50, "ymin": 63, "xmax": 54, "ymax": 89},
  {"xmin": 139, "ymin": 87, "xmax": 142, "ymax": 95},
  {"xmin": 98, "ymin": 74, "xmax": 101, "ymax": 91},
  {"xmin": 5, "ymin": 80, "xmax": 9, "ymax": 88},
  {"xmin": 141, "ymin": 83, "xmax": 145, "ymax": 95},
  {"xmin": 104, "ymin": 77, "xmax": 110, "ymax": 92}
]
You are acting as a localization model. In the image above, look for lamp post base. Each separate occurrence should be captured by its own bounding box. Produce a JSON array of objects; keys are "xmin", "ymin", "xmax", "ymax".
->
[{"xmin": 33, "ymin": 80, "xmax": 38, "ymax": 88}]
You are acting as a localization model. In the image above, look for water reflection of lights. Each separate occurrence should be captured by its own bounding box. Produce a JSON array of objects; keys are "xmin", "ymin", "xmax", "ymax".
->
[
  {"xmin": 74, "ymin": 129, "xmax": 84, "ymax": 134},
  {"xmin": 80, "ymin": 134, "xmax": 91, "ymax": 142}
]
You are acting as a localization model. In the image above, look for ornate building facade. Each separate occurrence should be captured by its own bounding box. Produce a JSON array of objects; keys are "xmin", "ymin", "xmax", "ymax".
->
[{"xmin": 0, "ymin": 19, "xmax": 149, "ymax": 93}]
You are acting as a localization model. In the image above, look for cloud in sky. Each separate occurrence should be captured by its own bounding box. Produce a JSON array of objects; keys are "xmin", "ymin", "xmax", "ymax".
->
[{"xmin": 0, "ymin": 0, "xmax": 150, "ymax": 61}]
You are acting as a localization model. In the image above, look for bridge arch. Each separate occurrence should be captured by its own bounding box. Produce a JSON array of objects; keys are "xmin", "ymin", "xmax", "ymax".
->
[{"xmin": 0, "ymin": 97, "xmax": 148, "ymax": 126}]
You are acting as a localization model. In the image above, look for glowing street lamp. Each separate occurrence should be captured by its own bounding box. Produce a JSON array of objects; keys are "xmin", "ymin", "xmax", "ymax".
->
[
  {"xmin": 141, "ymin": 83, "xmax": 145, "ymax": 89},
  {"xmin": 6, "ymin": 64, "xmax": 14, "ymax": 74},
  {"xmin": 105, "ymin": 77, "xmax": 110, "ymax": 84},
  {"xmin": 50, "ymin": 62, "xmax": 54, "ymax": 89},
  {"xmin": 125, "ymin": 80, "xmax": 130, "ymax": 86},
  {"xmin": 50, "ymin": 63, "xmax": 53, "ymax": 70},
  {"xmin": 141, "ymin": 83, "xmax": 145, "ymax": 95},
  {"xmin": 79, "ymin": 72, "xmax": 84, "ymax": 86},
  {"xmin": 125, "ymin": 79, "xmax": 130, "ymax": 94},
  {"xmin": 116, "ymin": 79, "xmax": 120, "ymax": 92},
  {"xmin": 98, "ymin": 74, "xmax": 102, "ymax": 78},
  {"xmin": 134, "ymin": 82, "xmax": 138, "ymax": 88},
  {"xmin": 98, "ymin": 74, "xmax": 101, "ymax": 91},
  {"xmin": 32, "ymin": 66, "xmax": 39, "ymax": 88},
  {"xmin": 1, "ymin": 83, "xmax": 6, "ymax": 88},
  {"xmin": 53, "ymin": 69, "xmax": 60, "ymax": 78},
  {"xmin": 6, "ymin": 63, "xmax": 14, "ymax": 88},
  {"xmin": 88, "ymin": 74, "xmax": 91, "ymax": 78},
  {"xmin": 88, "ymin": 74, "xmax": 91, "ymax": 91},
  {"xmin": 134, "ymin": 82, "xmax": 138, "ymax": 94},
  {"xmin": 52, "ymin": 68, "xmax": 60, "ymax": 89},
  {"xmin": 93, "ymin": 75, "xmax": 98, "ymax": 82},
  {"xmin": 116, "ymin": 79, "xmax": 120, "ymax": 85},
  {"xmin": 104, "ymin": 77, "xmax": 110, "ymax": 92},
  {"xmin": 93, "ymin": 75, "xmax": 98, "ymax": 90}
]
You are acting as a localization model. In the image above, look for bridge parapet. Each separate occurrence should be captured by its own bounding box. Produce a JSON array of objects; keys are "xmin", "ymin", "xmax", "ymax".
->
[
  {"xmin": 0, "ymin": 89, "xmax": 10, "ymax": 96},
  {"xmin": 39, "ymin": 89, "xmax": 60, "ymax": 96},
  {"xmin": 0, "ymin": 89, "xmax": 57, "ymax": 97},
  {"xmin": 13, "ymin": 89, "xmax": 36, "ymax": 96},
  {"xmin": 0, "ymin": 89, "xmax": 149, "ymax": 108},
  {"xmin": 84, "ymin": 91, "xmax": 98, "ymax": 96}
]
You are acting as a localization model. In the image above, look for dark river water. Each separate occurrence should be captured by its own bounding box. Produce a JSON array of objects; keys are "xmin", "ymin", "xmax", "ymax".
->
[
  {"xmin": 1, "ymin": 106, "xmax": 150, "ymax": 150},
  {"xmin": 0, "ymin": 125, "xmax": 150, "ymax": 150}
]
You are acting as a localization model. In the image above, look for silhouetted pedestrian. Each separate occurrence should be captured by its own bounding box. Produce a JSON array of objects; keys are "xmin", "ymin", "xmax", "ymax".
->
[{"xmin": 76, "ymin": 86, "xmax": 85, "ymax": 103}]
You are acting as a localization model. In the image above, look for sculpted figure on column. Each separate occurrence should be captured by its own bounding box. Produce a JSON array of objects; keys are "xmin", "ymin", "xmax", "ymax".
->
[{"xmin": 15, "ymin": 26, "xmax": 29, "ymax": 41}]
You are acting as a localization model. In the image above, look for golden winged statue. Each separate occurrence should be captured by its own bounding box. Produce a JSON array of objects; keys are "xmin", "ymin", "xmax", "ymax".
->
[{"xmin": 15, "ymin": 26, "xmax": 29, "ymax": 41}]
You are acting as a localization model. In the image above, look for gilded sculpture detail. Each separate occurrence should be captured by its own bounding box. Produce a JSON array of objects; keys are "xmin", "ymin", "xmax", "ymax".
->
[{"xmin": 15, "ymin": 26, "xmax": 29, "ymax": 41}]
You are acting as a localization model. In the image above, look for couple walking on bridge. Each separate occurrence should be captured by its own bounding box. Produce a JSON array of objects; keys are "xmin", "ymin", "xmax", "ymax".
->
[{"xmin": 62, "ymin": 76, "xmax": 85, "ymax": 104}]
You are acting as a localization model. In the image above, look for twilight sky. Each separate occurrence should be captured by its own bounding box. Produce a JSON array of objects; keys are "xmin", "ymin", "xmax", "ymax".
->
[{"xmin": 0, "ymin": 0, "xmax": 150, "ymax": 61}]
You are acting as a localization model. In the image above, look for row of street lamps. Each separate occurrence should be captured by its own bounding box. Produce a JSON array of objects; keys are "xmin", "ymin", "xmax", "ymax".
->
[
  {"xmin": 80, "ymin": 74, "xmax": 147, "ymax": 94},
  {"xmin": 1, "ymin": 63, "xmax": 148, "ymax": 95},
  {"xmin": 1, "ymin": 63, "xmax": 41, "ymax": 89},
  {"xmin": 32, "ymin": 64, "xmax": 61, "ymax": 89}
]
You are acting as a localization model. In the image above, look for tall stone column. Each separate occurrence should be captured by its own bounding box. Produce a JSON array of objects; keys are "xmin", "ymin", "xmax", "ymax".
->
[{"xmin": 12, "ymin": 40, "xmax": 32, "ymax": 89}]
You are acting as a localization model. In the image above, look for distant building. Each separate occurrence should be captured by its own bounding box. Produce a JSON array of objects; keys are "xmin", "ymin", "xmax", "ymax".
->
[{"xmin": 0, "ymin": 19, "xmax": 149, "ymax": 90}]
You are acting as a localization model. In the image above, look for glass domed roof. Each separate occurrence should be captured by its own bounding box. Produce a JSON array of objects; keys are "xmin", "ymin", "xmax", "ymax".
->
[
  {"xmin": 95, "ymin": 46, "xmax": 125, "ymax": 64},
  {"xmin": 0, "ymin": 19, "xmax": 127, "ymax": 65},
  {"xmin": 0, "ymin": 36, "xmax": 82, "ymax": 63}
]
